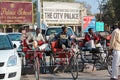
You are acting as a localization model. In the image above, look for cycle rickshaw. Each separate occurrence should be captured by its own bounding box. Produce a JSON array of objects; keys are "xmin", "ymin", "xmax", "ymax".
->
[
  {"xmin": 76, "ymin": 34, "xmax": 113, "ymax": 75},
  {"xmin": 76, "ymin": 39, "xmax": 110, "ymax": 72},
  {"xmin": 21, "ymin": 39, "xmax": 46, "ymax": 80},
  {"xmin": 49, "ymin": 39, "xmax": 79, "ymax": 80}
]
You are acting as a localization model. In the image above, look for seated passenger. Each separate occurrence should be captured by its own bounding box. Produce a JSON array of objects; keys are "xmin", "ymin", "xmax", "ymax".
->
[
  {"xmin": 35, "ymin": 28, "xmax": 45, "ymax": 45},
  {"xmin": 84, "ymin": 28, "xmax": 100, "ymax": 48},
  {"xmin": 25, "ymin": 26, "xmax": 35, "ymax": 49},
  {"xmin": 20, "ymin": 27, "xmax": 28, "ymax": 52},
  {"xmin": 20, "ymin": 27, "xmax": 27, "ymax": 41},
  {"xmin": 35, "ymin": 28, "xmax": 49, "ymax": 51},
  {"xmin": 55, "ymin": 26, "xmax": 71, "ymax": 49},
  {"xmin": 85, "ymin": 28, "xmax": 105, "ymax": 55}
]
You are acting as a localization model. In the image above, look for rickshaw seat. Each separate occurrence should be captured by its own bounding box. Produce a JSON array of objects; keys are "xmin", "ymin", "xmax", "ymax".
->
[
  {"xmin": 51, "ymin": 40, "xmax": 62, "ymax": 53},
  {"xmin": 38, "ymin": 40, "xmax": 44, "ymax": 46}
]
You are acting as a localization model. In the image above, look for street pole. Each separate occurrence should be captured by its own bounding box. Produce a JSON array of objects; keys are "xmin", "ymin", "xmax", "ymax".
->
[
  {"xmin": 36, "ymin": 0, "xmax": 41, "ymax": 29},
  {"xmin": 100, "ymin": 4, "xmax": 102, "ymax": 21},
  {"xmin": 97, "ymin": 0, "xmax": 103, "ymax": 22}
]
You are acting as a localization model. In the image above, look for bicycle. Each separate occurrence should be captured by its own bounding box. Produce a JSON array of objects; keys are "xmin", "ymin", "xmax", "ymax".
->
[
  {"xmin": 77, "ymin": 44, "xmax": 107, "ymax": 72},
  {"xmin": 105, "ymin": 48, "xmax": 113, "ymax": 75},
  {"xmin": 49, "ymin": 40, "xmax": 79, "ymax": 80},
  {"xmin": 27, "ymin": 48, "xmax": 40, "ymax": 80},
  {"xmin": 99, "ymin": 36, "xmax": 113, "ymax": 75},
  {"xmin": 34, "ymin": 49, "xmax": 40, "ymax": 80},
  {"xmin": 25, "ymin": 42, "xmax": 46, "ymax": 80}
]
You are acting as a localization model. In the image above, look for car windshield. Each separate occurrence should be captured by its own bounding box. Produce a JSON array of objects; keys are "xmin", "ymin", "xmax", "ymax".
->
[
  {"xmin": 46, "ymin": 28, "xmax": 74, "ymax": 36},
  {"xmin": 8, "ymin": 34, "xmax": 21, "ymax": 41},
  {"xmin": 0, "ymin": 35, "xmax": 13, "ymax": 50}
]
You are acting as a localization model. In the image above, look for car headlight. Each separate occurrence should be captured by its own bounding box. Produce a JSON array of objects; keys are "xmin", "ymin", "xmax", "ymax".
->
[{"xmin": 7, "ymin": 55, "xmax": 17, "ymax": 67}]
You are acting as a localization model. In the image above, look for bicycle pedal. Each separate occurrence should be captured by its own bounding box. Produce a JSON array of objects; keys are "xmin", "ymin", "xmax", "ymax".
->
[{"xmin": 53, "ymin": 65, "xmax": 59, "ymax": 72}]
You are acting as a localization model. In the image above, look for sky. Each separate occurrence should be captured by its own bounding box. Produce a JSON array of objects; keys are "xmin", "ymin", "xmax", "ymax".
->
[{"xmin": 75, "ymin": 0, "xmax": 102, "ymax": 14}]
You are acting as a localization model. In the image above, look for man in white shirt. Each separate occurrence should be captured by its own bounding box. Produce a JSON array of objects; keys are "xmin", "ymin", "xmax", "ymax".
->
[
  {"xmin": 25, "ymin": 26, "xmax": 35, "ymax": 49},
  {"xmin": 110, "ymin": 22, "xmax": 120, "ymax": 80},
  {"xmin": 35, "ymin": 28, "xmax": 49, "ymax": 51},
  {"xmin": 35, "ymin": 28, "xmax": 45, "ymax": 42}
]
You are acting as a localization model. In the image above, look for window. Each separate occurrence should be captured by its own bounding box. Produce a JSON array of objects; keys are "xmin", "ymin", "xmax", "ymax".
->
[
  {"xmin": 0, "ymin": 35, "xmax": 13, "ymax": 50},
  {"xmin": 8, "ymin": 34, "xmax": 21, "ymax": 41},
  {"xmin": 46, "ymin": 27, "xmax": 74, "ymax": 36}
]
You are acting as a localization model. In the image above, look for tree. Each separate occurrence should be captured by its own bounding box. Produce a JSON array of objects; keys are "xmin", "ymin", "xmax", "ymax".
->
[
  {"xmin": 101, "ymin": 0, "xmax": 120, "ymax": 25},
  {"xmin": 111, "ymin": 0, "xmax": 120, "ymax": 21},
  {"xmin": 101, "ymin": 0, "xmax": 116, "ymax": 25},
  {"xmin": 1, "ymin": 0, "xmax": 31, "ymax": 1},
  {"xmin": 80, "ymin": 2, "xmax": 92, "ymax": 15}
]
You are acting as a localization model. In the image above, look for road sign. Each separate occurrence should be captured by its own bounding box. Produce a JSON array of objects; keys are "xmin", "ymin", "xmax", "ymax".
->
[
  {"xmin": 96, "ymin": 22, "xmax": 104, "ymax": 31},
  {"xmin": 43, "ymin": 2, "xmax": 80, "ymax": 25},
  {"xmin": 0, "ymin": 2, "xmax": 33, "ymax": 24},
  {"xmin": 82, "ymin": 16, "xmax": 96, "ymax": 32}
]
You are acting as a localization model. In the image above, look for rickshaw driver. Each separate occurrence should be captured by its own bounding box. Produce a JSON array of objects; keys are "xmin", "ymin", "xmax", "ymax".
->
[{"xmin": 25, "ymin": 26, "xmax": 36, "ymax": 49}]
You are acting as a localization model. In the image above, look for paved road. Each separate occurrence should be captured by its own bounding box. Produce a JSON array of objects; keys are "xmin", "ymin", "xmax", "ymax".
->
[
  {"xmin": 21, "ymin": 70, "xmax": 110, "ymax": 80},
  {"xmin": 21, "ymin": 56, "xmax": 110, "ymax": 80}
]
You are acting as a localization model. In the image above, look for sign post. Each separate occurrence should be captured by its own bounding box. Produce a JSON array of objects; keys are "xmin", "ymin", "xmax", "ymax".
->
[
  {"xmin": 0, "ymin": 2, "xmax": 33, "ymax": 24},
  {"xmin": 82, "ymin": 16, "xmax": 96, "ymax": 32},
  {"xmin": 96, "ymin": 22, "xmax": 104, "ymax": 31},
  {"xmin": 43, "ymin": 2, "xmax": 80, "ymax": 25},
  {"xmin": 43, "ymin": 9, "xmax": 80, "ymax": 24},
  {"xmin": 36, "ymin": 0, "xmax": 41, "ymax": 28}
]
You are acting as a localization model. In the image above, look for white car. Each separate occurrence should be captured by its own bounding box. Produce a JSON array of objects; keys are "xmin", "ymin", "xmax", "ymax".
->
[
  {"xmin": 0, "ymin": 33, "xmax": 21, "ymax": 80},
  {"xmin": 7, "ymin": 33, "xmax": 21, "ymax": 48}
]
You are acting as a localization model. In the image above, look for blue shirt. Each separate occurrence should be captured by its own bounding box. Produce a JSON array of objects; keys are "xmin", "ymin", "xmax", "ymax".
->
[{"xmin": 55, "ymin": 32, "xmax": 71, "ymax": 44}]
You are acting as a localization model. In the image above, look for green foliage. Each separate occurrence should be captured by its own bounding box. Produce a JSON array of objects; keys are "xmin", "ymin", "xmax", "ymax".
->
[
  {"xmin": 101, "ymin": 0, "xmax": 116, "ymax": 25},
  {"xmin": 0, "ymin": 25, "xmax": 3, "ymax": 28},
  {"xmin": 111, "ymin": 0, "xmax": 120, "ymax": 21},
  {"xmin": 82, "ymin": 2, "xmax": 92, "ymax": 15},
  {"xmin": 102, "ymin": 0, "xmax": 120, "ymax": 25}
]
